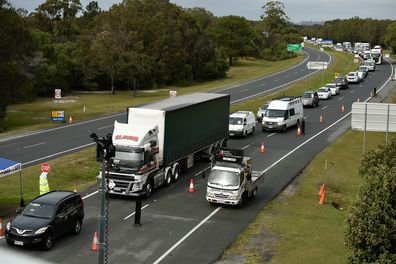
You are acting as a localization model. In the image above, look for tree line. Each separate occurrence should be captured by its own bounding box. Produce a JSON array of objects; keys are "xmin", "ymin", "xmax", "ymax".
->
[
  {"xmin": 0, "ymin": 0, "xmax": 300, "ymax": 131},
  {"xmin": 296, "ymin": 17, "xmax": 396, "ymax": 52}
]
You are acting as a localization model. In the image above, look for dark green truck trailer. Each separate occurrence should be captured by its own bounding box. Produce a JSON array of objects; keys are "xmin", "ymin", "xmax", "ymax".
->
[{"xmin": 99, "ymin": 93, "xmax": 230, "ymax": 197}]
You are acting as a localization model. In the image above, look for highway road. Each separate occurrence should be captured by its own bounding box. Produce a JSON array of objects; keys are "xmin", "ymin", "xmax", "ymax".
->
[
  {"xmin": 0, "ymin": 47, "xmax": 329, "ymax": 168},
  {"xmin": 1, "ymin": 51, "xmax": 393, "ymax": 264}
]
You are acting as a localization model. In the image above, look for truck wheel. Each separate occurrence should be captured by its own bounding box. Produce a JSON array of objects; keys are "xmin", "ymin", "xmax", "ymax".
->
[
  {"xmin": 250, "ymin": 187, "xmax": 258, "ymax": 199},
  {"xmin": 164, "ymin": 168, "xmax": 172, "ymax": 187},
  {"xmin": 144, "ymin": 179, "xmax": 154, "ymax": 198},
  {"xmin": 243, "ymin": 130, "xmax": 247, "ymax": 138},
  {"xmin": 172, "ymin": 164, "xmax": 180, "ymax": 182},
  {"xmin": 252, "ymin": 126, "xmax": 255, "ymax": 133}
]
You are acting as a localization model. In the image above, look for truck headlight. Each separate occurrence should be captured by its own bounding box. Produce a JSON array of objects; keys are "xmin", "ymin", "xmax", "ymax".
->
[
  {"xmin": 7, "ymin": 222, "xmax": 10, "ymax": 230},
  {"xmin": 206, "ymin": 192, "xmax": 215, "ymax": 198},
  {"xmin": 35, "ymin": 226, "xmax": 49, "ymax": 235}
]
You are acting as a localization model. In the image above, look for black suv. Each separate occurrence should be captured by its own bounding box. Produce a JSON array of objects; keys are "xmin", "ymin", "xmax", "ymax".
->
[
  {"xmin": 5, "ymin": 190, "xmax": 84, "ymax": 250},
  {"xmin": 335, "ymin": 76, "xmax": 348, "ymax": 89}
]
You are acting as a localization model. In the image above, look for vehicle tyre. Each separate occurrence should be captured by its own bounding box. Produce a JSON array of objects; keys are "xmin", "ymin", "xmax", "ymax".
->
[
  {"xmin": 282, "ymin": 125, "xmax": 287, "ymax": 133},
  {"xmin": 243, "ymin": 130, "xmax": 247, "ymax": 138},
  {"xmin": 6, "ymin": 239, "xmax": 14, "ymax": 247},
  {"xmin": 252, "ymin": 126, "xmax": 255, "ymax": 133},
  {"xmin": 42, "ymin": 232, "xmax": 54, "ymax": 251},
  {"xmin": 238, "ymin": 193, "xmax": 247, "ymax": 208},
  {"xmin": 172, "ymin": 163, "xmax": 180, "ymax": 183},
  {"xmin": 250, "ymin": 187, "xmax": 258, "ymax": 199},
  {"xmin": 164, "ymin": 168, "xmax": 172, "ymax": 187},
  {"xmin": 72, "ymin": 219, "xmax": 82, "ymax": 235},
  {"xmin": 144, "ymin": 178, "xmax": 154, "ymax": 198}
]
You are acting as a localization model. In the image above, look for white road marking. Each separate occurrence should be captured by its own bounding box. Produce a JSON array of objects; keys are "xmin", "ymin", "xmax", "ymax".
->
[
  {"xmin": 124, "ymin": 204, "xmax": 150, "ymax": 220},
  {"xmin": 321, "ymin": 106, "xmax": 328, "ymax": 110},
  {"xmin": 259, "ymin": 83, "xmax": 266, "ymax": 86},
  {"xmin": 359, "ymin": 84, "xmax": 362, "ymax": 87},
  {"xmin": 240, "ymin": 89, "xmax": 250, "ymax": 92},
  {"xmin": 285, "ymin": 75, "xmax": 289, "ymax": 78},
  {"xmin": 21, "ymin": 142, "xmax": 95, "ymax": 166},
  {"xmin": 97, "ymin": 125, "xmax": 114, "ymax": 130},
  {"xmin": 24, "ymin": 142, "xmax": 46, "ymax": 149},
  {"xmin": 267, "ymin": 133, "xmax": 276, "ymax": 138},
  {"xmin": 293, "ymin": 72, "xmax": 298, "ymax": 74},
  {"xmin": 242, "ymin": 144, "xmax": 250, "ymax": 150},
  {"xmin": 153, "ymin": 207, "xmax": 222, "ymax": 264},
  {"xmin": 274, "ymin": 79, "xmax": 279, "ymax": 82},
  {"xmin": 350, "ymin": 90, "xmax": 355, "ymax": 93},
  {"xmin": 83, "ymin": 191, "xmax": 98, "ymax": 200},
  {"xmin": 194, "ymin": 166, "xmax": 211, "ymax": 177},
  {"xmin": 338, "ymin": 97, "xmax": 344, "ymax": 101},
  {"xmin": 303, "ymin": 115, "xmax": 309, "ymax": 120}
]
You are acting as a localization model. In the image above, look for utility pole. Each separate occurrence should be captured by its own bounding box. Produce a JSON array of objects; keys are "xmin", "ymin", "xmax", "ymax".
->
[{"xmin": 98, "ymin": 157, "xmax": 107, "ymax": 264}]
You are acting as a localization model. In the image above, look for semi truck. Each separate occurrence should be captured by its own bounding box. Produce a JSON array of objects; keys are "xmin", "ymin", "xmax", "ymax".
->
[
  {"xmin": 97, "ymin": 93, "xmax": 230, "ymax": 197},
  {"xmin": 206, "ymin": 148, "xmax": 263, "ymax": 207}
]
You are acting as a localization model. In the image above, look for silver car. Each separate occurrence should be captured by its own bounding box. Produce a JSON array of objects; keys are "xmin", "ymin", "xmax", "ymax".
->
[
  {"xmin": 302, "ymin": 91, "xmax": 319, "ymax": 107},
  {"xmin": 256, "ymin": 103, "xmax": 269, "ymax": 121}
]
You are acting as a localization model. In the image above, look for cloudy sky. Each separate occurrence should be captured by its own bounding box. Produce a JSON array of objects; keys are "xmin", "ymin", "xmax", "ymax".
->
[{"xmin": 8, "ymin": 0, "xmax": 396, "ymax": 23}]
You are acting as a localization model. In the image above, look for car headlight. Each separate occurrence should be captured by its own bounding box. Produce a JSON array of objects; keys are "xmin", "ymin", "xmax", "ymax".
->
[
  {"xmin": 7, "ymin": 222, "xmax": 10, "ymax": 230},
  {"xmin": 34, "ymin": 226, "xmax": 49, "ymax": 235}
]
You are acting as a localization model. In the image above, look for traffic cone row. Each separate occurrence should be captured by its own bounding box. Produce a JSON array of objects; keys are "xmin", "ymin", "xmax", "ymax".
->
[
  {"xmin": 188, "ymin": 178, "xmax": 195, "ymax": 193},
  {"xmin": 260, "ymin": 142, "xmax": 265, "ymax": 153},
  {"xmin": 91, "ymin": 231, "xmax": 98, "ymax": 251},
  {"xmin": 296, "ymin": 125, "xmax": 302, "ymax": 135},
  {"xmin": 0, "ymin": 218, "xmax": 4, "ymax": 237}
]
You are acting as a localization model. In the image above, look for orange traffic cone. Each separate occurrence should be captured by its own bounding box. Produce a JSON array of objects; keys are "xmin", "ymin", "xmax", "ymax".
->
[
  {"xmin": 296, "ymin": 125, "xmax": 302, "ymax": 135},
  {"xmin": 319, "ymin": 191, "xmax": 325, "ymax": 205},
  {"xmin": 0, "ymin": 218, "xmax": 4, "ymax": 236},
  {"xmin": 91, "ymin": 232, "xmax": 98, "ymax": 251},
  {"xmin": 73, "ymin": 184, "xmax": 77, "ymax": 193},
  {"xmin": 318, "ymin": 184, "xmax": 325, "ymax": 196},
  {"xmin": 188, "ymin": 179, "xmax": 195, "ymax": 193},
  {"xmin": 341, "ymin": 105, "xmax": 345, "ymax": 113},
  {"xmin": 69, "ymin": 115, "xmax": 73, "ymax": 124},
  {"xmin": 260, "ymin": 142, "xmax": 265, "ymax": 153},
  {"xmin": 320, "ymin": 115, "xmax": 323, "ymax": 123}
]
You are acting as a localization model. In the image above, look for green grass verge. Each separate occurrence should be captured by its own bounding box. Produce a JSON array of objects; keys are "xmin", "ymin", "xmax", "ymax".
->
[{"xmin": 2, "ymin": 56, "xmax": 303, "ymax": 136}]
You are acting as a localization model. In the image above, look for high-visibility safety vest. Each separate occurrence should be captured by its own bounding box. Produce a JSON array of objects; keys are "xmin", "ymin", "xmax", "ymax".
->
[{"xmin": 39, "ymin": 172, "xmax": 50, "ymax": 195}]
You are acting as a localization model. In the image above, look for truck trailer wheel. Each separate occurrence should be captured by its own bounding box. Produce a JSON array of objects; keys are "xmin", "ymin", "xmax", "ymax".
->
[
  {"xmin": 164, "ymin": 168, "xmax": 172, "ymax": 187},
  {"xmin": 172, "ymin": 164, "xmax": 180, "ymax": 182}
]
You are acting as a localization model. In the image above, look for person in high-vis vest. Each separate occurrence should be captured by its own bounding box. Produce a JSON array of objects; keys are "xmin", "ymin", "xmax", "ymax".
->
[{"xmin": 39, "ymin": 172, "xmax": 50, "ymax": 195}]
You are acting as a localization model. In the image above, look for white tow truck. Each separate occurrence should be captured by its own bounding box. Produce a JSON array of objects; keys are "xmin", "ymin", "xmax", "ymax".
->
[{"xmin": 206, "ymin": 148, "xmax": 263, "ymax": 207}]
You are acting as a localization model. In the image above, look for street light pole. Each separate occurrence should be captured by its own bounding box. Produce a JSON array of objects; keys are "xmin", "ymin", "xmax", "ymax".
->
[{"xmin": 98, "ymin": 154, "xmax": 107, "ymax": 264}]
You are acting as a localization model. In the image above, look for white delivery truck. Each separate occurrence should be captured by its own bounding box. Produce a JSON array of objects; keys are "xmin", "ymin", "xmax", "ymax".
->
[
  {"xmin": 97, "ymin": 93, "xmax": 230, "ymax": 197},
  {"xmin": 206, "ymin": 148, "xmax": 263, "ymax": 207},
  {"xmin": 228, "ymin": 111, "xmax": 256, "ymax": 137},
  {"xmin": 261, "ymin": 96, "xmax": 303, "ymax": 132}
]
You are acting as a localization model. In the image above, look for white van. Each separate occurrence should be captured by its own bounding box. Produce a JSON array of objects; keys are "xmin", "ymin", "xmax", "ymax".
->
[
  {"xmin": 262, "ymin": 97, "xmax": 304, "ymax": 132},
  {"xmin": 229, "ymin": 111, "xmax": 256, "ymax": 137}
]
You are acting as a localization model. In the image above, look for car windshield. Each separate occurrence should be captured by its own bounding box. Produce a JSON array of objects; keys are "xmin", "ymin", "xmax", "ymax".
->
[
  {"xmin": 347, "ymin": 73, "xmax": 355, "ymax": 76},
  {"xmin": 335, "ymin": 78, "xmax": 344, "ymax": 82},
  {"xmin": 208, "ymin": 169, "xmax": 240, "ymax": 186},
  {"xmin": 22, "ymin": 203, "xmax": 55, "ymax": 219},
  {"xmin": 325, "ymin": 84, "xmax": 336, "ymax": 89},
  {"xmin": 318, "ymin": 88, "xmax": 327, "ymax": 93},
  {"xmin": 265, "ymin": 109, "xmax": 286, "ymax": 118},
  {"xmin": 229, "ymin": 117, "xmax": 243, "ymax": 125},
  {"xmin": 303, "ymin": 93, "xmax": 313, "ymax": 98},
  {"xmin": 114, "ymin": 148, "xmax": 144, "ymax": 167}
]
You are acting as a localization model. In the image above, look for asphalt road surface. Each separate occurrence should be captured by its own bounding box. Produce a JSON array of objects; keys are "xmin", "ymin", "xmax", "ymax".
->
[
  {"xmin": 1, "ymin": 52, "xmax": 393, "ymax": 264},
  {"xmin": 0, "ymin": 47, "xmax": 329, "ymax": 168}
]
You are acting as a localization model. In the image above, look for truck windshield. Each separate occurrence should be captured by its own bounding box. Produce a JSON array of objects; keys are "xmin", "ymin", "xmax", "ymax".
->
[
  {"xmin": 114, "ymin": 148, "xmax": 144, "ymax": 167},
  {"xmin": 208, "ymin": 169, "xmax": 240, "ymax": 186},
  {"xmin": 265, "ymin": 109, "xmax": 286, "ymax": 118},
  {"xmin": 229, "ymin": 117, "xmax": 243, "ymax": 125}
]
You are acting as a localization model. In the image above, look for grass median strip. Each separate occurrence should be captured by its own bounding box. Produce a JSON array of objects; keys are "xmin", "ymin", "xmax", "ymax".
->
[{"xmin": 217, "ymin": 130, "xmax": 396, "ymax": 264}]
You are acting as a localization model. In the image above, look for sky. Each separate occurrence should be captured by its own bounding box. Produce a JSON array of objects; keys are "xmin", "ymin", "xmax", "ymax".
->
[{"xmin": 7, "ymin": 0, "xmax": 396, "ymax": 23}]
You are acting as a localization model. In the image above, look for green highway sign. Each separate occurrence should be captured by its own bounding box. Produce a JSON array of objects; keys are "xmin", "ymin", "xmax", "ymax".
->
[{"xmin": 287, "ymin": 44, "xmax": 302, "ymax": 52}]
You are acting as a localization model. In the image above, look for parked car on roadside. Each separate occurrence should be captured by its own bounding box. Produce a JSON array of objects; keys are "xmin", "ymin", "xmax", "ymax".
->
[
  {"xmin": 317, "ymin": 87, "xmax": 332, "ymax": 100},
  {"xmin": 324, "ymin": 83, "xmax": 340, "ymax": 95},
  {"xmin": 346, "ymin": 72, "xmax": 360, "ymax": 83},
  {"xmin": 256, "ymin": 103, "xmax": 269, "ymax": 121},
  {"xmin": 302, "ymin": 91, "xmax": 319, "ymax": 107},
  {"xmin": 5, "ymin": 191, "xmax": 84, "ymax": 250},
  {"xmin": 334, "ymin": 76, "xmax": 348, "ymax": 89}
]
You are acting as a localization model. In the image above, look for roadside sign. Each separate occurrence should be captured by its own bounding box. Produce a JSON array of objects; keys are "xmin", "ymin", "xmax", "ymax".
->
[
  {"xmin": 51, "ymin": 110, "xmax": 65, "ymax": 122},
  {"xmin": 306, "ymin": 61, "xmax": 328, "ymax": 70},
  {"xmin": 55, "ymin": 89, "xmax": 61, "ymax": 99},
  {"xmin": 169, "ymin": 90, "xmax": 177, "ymax": 98},
  {"xmin": 287, "ymin": 44, "xmax": 302, "ymax": 52},
  {"xmin": 41, "ymin": 163, "xmax": 50, "ymax": 173}
]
